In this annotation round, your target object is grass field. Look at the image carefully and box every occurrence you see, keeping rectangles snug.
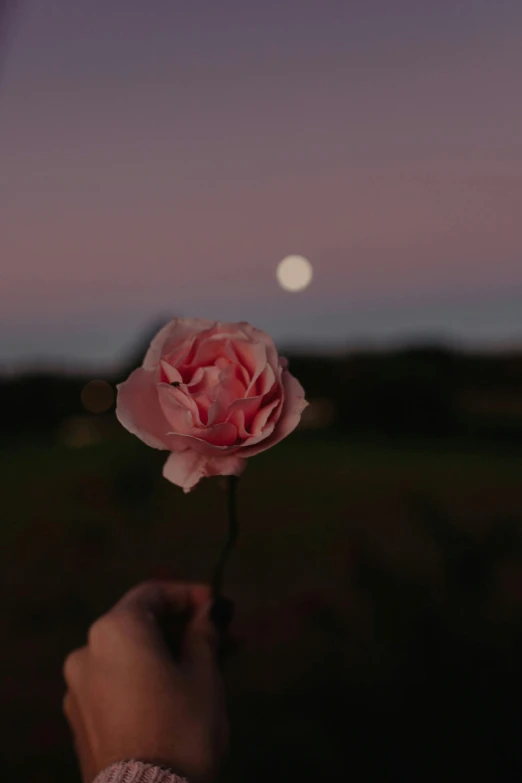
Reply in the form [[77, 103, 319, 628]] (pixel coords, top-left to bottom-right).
[[2, 430, 522, 781]]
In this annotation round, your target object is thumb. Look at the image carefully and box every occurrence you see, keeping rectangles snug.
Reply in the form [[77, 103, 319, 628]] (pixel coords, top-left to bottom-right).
[[182, 599, 219, 670]]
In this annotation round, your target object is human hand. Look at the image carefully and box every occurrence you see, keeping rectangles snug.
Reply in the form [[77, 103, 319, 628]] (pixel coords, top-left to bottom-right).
[[63, 581, 228, 783]]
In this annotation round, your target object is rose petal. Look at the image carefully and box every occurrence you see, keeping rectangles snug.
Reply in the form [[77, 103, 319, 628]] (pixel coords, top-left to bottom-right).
[[236, 322, 280, 372], [226, 396, 263, 437], [185, 324, 253, 370], [191, 394, 213, 424], [143, 318, 216, 371], [188, 365, 221, 397], [192, 336, 230, 368], [207, 364, 248, 425], [163, 451, 247, 493], [249, 396, 281, 435], [224, 341, 250, 385], [230, 339, 267, 384], [191, 422, 238, 447], [240, 371, 308, 457], [158, 385, 199, 432], [167, 336, 199, 370], [160, 360, 183, 385], [252, 363, 276, 397], [186, 366, 205, 387], [241, 422, 277, 450], [116, 368, 189, 451]]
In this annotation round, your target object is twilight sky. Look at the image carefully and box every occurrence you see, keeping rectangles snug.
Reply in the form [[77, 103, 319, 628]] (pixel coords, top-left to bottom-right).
[[1, 0, 522, 368]]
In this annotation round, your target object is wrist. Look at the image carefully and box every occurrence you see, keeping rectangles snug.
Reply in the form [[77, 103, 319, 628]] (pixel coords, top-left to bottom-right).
[[93, 759, 190, 783]]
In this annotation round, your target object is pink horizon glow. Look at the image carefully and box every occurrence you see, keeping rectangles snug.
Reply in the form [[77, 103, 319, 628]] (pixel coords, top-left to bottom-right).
[[1, 1, 521, 364]]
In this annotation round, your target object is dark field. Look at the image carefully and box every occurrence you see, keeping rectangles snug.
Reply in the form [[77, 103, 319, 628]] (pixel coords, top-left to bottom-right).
[[3, 430, 522, 781]]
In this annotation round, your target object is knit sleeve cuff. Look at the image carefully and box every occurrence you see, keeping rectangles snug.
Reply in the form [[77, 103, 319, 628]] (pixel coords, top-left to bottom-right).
[[93, 760, 189, 783]]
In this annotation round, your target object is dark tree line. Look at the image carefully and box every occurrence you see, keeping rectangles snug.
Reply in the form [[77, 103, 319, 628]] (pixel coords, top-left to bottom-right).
[[1, 346, 522, 444]]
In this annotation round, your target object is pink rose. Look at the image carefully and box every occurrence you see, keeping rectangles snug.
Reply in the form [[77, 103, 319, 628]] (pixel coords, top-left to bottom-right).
[[116, 318, 308, 492]]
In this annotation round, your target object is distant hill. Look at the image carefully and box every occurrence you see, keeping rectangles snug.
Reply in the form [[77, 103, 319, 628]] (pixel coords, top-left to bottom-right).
[[1, 345, 522, 445]]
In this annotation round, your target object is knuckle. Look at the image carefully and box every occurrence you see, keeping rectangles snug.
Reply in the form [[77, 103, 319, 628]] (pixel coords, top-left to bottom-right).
[[114, 580, 166, 614], [63, 648, 85, 686], [87, 612, 124, 648], [137, 578, 164, 592], [128, 579, 163, 598], [87, 614, 110, 648], [87, 611, 134, 651], [126, 579, 165, 605]]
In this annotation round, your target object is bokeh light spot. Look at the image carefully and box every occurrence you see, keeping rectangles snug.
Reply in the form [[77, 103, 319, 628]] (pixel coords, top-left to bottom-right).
[[276, 255, 313, 292], [81, 379, 114, 414]]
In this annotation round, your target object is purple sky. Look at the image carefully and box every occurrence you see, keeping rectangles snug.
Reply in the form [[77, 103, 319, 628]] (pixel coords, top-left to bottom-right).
[[1, 0, 522, 368]]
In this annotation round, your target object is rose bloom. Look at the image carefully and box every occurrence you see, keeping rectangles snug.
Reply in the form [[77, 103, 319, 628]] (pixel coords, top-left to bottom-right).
[[116, 318, 308, 491]]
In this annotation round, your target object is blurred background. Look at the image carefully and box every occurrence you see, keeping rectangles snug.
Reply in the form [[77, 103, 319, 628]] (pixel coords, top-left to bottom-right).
[[1, 1, 522, 781]]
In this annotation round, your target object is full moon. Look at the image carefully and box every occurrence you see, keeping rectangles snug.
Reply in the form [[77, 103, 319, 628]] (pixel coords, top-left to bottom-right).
[[276, 255, 313, 292]]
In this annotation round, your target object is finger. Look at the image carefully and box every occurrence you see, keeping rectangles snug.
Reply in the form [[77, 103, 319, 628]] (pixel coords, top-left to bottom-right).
[[154, 584, 213, 662], [112, 580, 211, 619], [109, 582, 213, 660], [182, 596, 219, 670], [63, 646, 89, 688]]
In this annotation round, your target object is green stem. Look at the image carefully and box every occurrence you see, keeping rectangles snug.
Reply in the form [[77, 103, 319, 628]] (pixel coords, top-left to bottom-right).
[[212, 475, 240, 598]]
